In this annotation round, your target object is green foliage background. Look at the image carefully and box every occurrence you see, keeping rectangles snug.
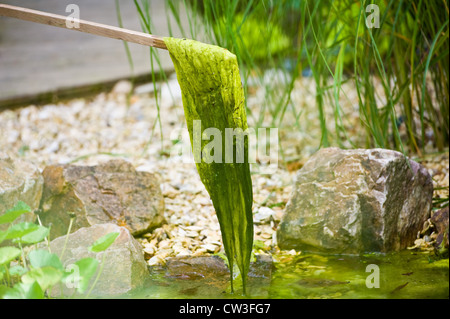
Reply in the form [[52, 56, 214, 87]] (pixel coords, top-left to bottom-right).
[[161, 0, 449, 155]]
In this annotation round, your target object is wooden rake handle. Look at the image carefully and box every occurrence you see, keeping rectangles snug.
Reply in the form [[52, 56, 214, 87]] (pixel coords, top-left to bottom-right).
[[0, 3, 167, 50]]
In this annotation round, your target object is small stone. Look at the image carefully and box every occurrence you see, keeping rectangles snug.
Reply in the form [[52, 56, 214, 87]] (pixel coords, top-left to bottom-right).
[[182, 225, 203, 232], [6, 131, 19, 144], [143, 244, 156, 256], [193, 196, 211, 206], [162, 185, 180, 199], [112, 80, 133, 95], [201, 243, 220, 253], [156, 248, 173, 260], [192, 248, 207, 256], [148, 255, 164, 266], [272, 207, 284, 222], [185, 230, 199, 238], [45, 141, 60, 153], [158, 239, 171, 250], [254, 207, 275, 224], [176, 249, 192, 257]]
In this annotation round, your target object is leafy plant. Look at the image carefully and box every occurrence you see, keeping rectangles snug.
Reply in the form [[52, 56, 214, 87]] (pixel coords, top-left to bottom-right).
[[0, 201, 119, 299]]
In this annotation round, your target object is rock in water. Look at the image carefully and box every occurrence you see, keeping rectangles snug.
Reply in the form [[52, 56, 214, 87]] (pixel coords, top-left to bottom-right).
[[39, 159, 165, 238], [48, 223, 148, 297], [161, 255, 272, 297], [0, 153, 43, 231], [277, 148, 433, 254]]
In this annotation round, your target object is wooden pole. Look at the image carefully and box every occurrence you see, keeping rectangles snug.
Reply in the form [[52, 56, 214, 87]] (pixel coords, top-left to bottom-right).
[[0, 4, 167, 50]]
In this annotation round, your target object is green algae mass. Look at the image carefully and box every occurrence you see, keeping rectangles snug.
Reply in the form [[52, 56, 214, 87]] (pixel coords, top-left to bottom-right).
[[164, 37, 253, 294]]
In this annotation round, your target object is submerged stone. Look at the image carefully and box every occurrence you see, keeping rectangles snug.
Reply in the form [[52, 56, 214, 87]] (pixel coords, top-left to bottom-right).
[[277, 147, 433, 254], [153, 255, 272, 297]]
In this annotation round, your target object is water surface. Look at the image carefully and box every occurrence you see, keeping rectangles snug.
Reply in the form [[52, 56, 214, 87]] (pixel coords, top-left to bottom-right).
[[125, 251, 448, 299]]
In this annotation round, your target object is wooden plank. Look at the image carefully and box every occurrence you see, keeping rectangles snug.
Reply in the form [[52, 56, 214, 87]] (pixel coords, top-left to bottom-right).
[[0, 3, 167, 50]]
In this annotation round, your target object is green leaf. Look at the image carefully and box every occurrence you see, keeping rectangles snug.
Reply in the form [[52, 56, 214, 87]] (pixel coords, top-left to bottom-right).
[[5, 222, 39, 240], [0, 285, 22, 299], [10, 282, 44, 299], [21, 281, 44, 299], [0, 201, 31, 225], [22, 266, 62, 291], [64, 257, 99, 294], [9, 265, 27, 276], [28, 249, 63, 270], [0, 230, 7, 245], [13, 225, 49, 244], [0, 282, 41, 299], [25, 281, 45, 299], [89, 232, 120, 253], [0, 285, 8, 297], [0, 246, 21, 265]]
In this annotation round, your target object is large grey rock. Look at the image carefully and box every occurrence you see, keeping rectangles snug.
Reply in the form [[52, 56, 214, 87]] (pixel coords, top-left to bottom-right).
[[39, 159, 165, 238], [49, 223, 148, 297], [0, 153, 43, 231], [277, 148, 433, 254]]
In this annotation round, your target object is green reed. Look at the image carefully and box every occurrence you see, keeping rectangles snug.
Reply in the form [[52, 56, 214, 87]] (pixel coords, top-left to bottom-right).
[[162, 0, 449, 155]]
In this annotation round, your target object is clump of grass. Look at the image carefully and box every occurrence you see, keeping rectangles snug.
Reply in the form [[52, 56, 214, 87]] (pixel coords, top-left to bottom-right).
[[163, 0, 449, 155], [0, 202, 119, 299]]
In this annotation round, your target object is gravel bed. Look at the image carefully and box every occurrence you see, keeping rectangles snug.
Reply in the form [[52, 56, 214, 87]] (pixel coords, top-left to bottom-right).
[[0, 77, 447, 265]]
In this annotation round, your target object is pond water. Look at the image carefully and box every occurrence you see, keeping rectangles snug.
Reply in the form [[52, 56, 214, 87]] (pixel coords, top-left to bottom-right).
[[124, 251, 448, 299]]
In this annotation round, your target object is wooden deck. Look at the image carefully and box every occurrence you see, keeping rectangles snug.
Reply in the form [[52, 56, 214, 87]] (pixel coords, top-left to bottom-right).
[[0, 0, 185, 108]]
